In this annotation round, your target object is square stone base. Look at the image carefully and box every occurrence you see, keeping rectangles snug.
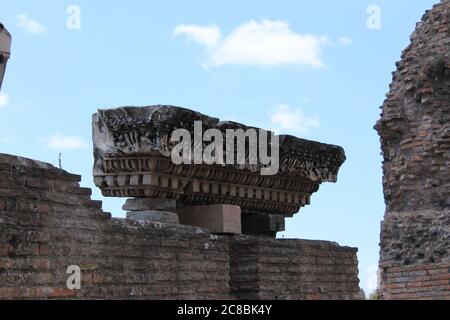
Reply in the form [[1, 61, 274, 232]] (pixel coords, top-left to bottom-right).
[[176, 204, 241, 234]]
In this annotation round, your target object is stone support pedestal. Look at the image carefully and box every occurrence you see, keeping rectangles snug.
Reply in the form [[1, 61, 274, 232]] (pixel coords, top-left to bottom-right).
[[176, 204, 241, 234], [124, 198, 179, 225], [241, 214, 285, 238]]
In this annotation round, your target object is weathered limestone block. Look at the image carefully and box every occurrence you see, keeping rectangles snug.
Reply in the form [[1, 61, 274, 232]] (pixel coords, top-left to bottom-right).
[[123, 198, 176, 211], [0, 24, 12, 91], [375, 0, 450, 300], [176, 204, 241, 234], [93, 105, 346, 236], [126, 210, 179, 224], [124, 198, 179, 224]]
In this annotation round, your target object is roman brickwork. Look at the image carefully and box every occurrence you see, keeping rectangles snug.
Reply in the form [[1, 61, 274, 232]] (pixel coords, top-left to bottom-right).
[[230, 237, 360, 300], [376, 0, 450, 300], [0, 153, 360, 299]]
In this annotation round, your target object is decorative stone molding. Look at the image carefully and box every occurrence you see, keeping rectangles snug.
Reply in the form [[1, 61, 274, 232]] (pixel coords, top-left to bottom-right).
[[93, 105, 346, 236]]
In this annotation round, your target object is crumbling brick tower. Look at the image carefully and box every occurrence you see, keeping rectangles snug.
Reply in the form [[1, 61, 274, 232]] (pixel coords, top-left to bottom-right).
[[375, 0, 450, 300]]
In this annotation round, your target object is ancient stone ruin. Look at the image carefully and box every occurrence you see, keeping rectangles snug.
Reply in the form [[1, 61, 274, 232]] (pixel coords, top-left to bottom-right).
[[375, 0, 450, 300], [1, 0, 449, 300], [0, 139, 360, 299], [0, 44, 360, 298], [92, 106, 345, 237]]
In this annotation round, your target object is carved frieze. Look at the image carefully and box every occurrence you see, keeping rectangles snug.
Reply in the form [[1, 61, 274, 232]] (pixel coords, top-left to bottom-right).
[[93, 106, 345, 219]]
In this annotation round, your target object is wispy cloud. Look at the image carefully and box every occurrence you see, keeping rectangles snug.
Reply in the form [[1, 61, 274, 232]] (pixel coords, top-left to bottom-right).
[[16, 14, 46, 34], [270, 104, 319, 134], [43, 134, 87, 150], [0, 93, 8, 109], [174, 20, 329, 68], [339, 36, 352, 45], [174, 24, 221, 48]]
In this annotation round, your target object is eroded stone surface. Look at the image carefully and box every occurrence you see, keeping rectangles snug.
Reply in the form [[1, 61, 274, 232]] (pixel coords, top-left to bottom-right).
[[92, 106, 346, 235], [126, 210, 180, 224], [375, 1, 450, 214], [123, 198, 176, 211], [376, 0, 450, 300], [92, 106, 345, 182]]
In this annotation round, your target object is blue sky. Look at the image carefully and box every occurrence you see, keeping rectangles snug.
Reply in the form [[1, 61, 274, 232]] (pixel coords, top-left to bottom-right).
[[0, 0, 438, 296]]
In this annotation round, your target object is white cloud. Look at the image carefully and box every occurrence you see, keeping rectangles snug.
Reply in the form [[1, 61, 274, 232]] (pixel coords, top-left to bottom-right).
[[174, 20, 329, 68], [16, 14, 46, 34], [0, 93, 8, 109], [44, 134, 87, 150], [270, 104, 319, 134], [173, 24, 221, 48], [339, 36, 352, 45]]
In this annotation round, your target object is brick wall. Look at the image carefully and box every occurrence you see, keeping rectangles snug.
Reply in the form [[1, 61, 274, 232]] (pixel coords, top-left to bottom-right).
[[0, 153, 360, 299], [230, 237, 361, 300], [375, 0, 450, 300], [381, 262, 450, 300]]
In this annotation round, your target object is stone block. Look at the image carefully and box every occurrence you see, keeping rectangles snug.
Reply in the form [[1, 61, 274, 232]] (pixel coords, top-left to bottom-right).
[[241, 214, 285, 238], [176, 205, 241, 234], [126, 210, 179, 224], [123, 198, 177, 211]]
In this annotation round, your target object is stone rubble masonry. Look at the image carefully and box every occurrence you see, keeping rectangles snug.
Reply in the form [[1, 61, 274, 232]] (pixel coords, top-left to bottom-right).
[[380, 210, 450, 267], [376, 0, 450, 299], [0, 153, 361, 299]]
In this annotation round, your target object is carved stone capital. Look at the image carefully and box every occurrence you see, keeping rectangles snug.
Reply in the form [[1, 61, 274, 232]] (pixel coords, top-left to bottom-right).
[[92, 106, 346, 236]]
